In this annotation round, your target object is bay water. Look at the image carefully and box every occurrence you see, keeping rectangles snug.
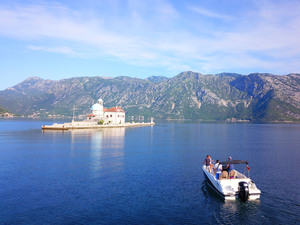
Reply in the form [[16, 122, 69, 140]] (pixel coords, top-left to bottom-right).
[[0, 119, 299, 224]]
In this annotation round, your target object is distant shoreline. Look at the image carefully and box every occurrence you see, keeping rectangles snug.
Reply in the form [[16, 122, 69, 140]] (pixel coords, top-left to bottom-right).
[[163, 118, 300, 123], [0, 117, 299, 124]]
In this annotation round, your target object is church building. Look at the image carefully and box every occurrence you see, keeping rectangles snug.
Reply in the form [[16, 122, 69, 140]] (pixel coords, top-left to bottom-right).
[[87, 98, 125, 124]]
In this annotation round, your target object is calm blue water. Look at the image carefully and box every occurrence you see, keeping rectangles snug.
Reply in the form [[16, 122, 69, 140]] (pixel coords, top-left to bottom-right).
[[0, 119, 299, 224]]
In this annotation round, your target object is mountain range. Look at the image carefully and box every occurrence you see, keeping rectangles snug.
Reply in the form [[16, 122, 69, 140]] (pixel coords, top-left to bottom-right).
[[0, 71, 299, 121]]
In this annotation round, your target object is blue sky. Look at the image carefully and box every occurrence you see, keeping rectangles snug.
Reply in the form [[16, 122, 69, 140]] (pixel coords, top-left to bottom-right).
[[0, 0, 300, 90]]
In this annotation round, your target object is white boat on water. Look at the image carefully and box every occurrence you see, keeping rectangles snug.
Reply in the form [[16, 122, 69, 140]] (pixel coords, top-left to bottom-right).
[[202, 160, 261, 201]]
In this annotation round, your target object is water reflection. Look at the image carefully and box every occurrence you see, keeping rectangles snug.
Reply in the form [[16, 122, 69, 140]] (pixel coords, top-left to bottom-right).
[[69, 128, 125, 149], [70, 128, 126, 173]]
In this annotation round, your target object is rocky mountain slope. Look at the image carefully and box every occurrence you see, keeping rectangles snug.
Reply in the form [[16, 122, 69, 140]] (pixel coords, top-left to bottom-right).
[[0, 71, 299, 121]]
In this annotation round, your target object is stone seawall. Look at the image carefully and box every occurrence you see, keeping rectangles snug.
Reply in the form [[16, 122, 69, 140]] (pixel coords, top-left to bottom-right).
[[42, 122, 155, 130]]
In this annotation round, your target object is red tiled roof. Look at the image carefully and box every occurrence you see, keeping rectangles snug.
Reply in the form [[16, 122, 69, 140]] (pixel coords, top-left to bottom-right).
[[104, 106, 125, 113], [87, 114, 95, 117]]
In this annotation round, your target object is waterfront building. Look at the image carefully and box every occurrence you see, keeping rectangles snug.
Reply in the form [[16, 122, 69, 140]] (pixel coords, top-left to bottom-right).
[[87, 98, 125, 125]]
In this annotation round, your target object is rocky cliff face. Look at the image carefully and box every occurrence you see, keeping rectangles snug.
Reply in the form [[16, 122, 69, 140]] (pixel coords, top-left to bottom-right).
[[0, 71, 299, 121]]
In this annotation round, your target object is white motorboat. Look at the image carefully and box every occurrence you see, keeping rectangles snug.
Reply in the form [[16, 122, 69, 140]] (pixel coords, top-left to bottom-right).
[[202, 160, 261, 201]]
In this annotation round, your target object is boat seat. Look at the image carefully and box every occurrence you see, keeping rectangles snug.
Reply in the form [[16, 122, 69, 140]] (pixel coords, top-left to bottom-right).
[[229, 170, 237, 179], [220, 171, 228, 179]]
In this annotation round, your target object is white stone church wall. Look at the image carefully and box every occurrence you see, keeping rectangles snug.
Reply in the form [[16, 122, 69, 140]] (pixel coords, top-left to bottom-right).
[[104, 112, 125, 124]]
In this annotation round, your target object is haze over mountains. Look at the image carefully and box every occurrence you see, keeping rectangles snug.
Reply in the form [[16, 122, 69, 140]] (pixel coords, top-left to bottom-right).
[[0, 71, 299, 121]]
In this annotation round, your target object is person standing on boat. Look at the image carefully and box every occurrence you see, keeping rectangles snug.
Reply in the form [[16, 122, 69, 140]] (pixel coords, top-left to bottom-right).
[[225, 156, 234, 172], [214, 160, 222, 180], [209, 155, 214, 172], [203, 155, 211, 172]]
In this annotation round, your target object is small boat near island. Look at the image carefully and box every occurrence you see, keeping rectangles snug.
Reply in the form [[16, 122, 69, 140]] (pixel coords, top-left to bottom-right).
[[202, 160, 261, 201]]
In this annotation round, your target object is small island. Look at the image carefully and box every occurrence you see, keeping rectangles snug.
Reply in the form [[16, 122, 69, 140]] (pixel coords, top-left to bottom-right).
[[42, 98, 154, 130]]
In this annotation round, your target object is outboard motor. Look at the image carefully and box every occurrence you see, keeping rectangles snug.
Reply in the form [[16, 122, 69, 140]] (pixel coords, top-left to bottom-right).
[[238, 182, 249, 202]]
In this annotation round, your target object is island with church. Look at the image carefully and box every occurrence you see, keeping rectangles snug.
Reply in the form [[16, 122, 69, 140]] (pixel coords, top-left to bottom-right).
[[42, 98, 155, 130]]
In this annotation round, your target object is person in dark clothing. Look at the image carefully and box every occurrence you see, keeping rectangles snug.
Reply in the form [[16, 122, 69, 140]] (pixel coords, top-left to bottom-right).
[[203, 155, 211, 172], [225, 156, 234, 172]]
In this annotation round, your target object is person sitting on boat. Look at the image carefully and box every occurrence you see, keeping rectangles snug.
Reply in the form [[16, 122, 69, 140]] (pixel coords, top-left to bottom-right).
[[203, 155, 211, 172], [213, 160, 222, 180]]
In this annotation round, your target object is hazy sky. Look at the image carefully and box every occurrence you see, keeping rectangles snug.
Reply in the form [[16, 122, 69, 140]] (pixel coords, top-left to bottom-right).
[[0, 0, 300, 90]]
